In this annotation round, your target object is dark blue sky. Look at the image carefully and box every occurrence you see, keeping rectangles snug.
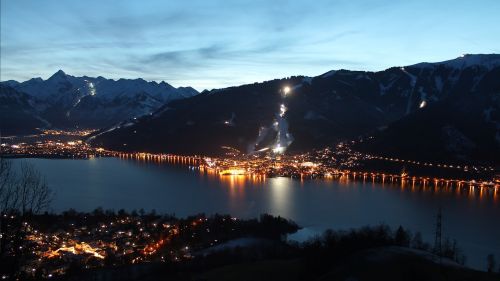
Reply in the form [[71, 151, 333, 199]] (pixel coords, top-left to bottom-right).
[[1, 0, 499, 90]]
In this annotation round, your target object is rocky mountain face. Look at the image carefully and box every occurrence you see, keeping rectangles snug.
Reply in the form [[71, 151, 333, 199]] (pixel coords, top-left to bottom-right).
[[89, 55, 500, 164], [0, 71, 198, 134]]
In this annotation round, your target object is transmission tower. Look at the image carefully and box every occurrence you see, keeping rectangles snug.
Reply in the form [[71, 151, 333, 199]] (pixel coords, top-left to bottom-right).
[[434, 206, 442, 259]]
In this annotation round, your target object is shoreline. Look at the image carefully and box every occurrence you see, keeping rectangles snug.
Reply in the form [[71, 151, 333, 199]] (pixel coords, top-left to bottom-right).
[[3, 153, 498, 190]]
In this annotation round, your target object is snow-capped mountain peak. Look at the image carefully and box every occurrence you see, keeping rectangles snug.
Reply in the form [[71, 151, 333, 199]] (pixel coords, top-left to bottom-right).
[[1, 71, 199, 130]]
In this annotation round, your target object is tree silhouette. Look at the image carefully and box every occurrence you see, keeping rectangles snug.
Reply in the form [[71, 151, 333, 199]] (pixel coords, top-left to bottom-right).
[[1, 159, 52, 254], [487, 254, 496, 273], [394, 225, 410, 247]]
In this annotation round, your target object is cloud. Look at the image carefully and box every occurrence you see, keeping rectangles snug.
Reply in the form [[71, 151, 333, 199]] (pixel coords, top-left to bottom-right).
[[1, 0, 499, 90], [143, 45, 223, 66]]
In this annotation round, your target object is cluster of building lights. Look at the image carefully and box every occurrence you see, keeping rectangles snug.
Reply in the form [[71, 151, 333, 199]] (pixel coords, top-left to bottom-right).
[[1, 139, 109, 159], [1, 212, 278, 280], [116, 145, 498, 189], [0, 129, 109, 158], [1, 127, 497, 191]]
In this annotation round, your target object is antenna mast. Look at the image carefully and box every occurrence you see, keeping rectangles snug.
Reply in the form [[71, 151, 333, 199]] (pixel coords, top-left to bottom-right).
[[434, 206, 442, 263]]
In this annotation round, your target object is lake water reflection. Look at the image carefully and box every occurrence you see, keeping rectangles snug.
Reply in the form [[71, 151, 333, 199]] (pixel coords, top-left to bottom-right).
[[12, 157, 500, 270]]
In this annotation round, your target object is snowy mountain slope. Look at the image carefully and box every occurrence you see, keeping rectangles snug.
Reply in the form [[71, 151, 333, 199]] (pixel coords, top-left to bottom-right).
[[0, 71, 198, 130]]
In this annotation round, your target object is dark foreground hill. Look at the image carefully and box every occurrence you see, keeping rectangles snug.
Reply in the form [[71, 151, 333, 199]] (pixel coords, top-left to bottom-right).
[[64, 247, 498, 281], [200, 247, 497, 281]]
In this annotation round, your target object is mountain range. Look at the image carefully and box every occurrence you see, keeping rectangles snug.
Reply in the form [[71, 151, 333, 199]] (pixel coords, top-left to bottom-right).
[[1, 54, 499, 165], [87, 54, 500, 165], [0, 70, 198, 135]]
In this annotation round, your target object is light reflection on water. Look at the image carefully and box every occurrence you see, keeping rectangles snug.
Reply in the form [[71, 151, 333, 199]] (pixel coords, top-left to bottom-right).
[[11, 157, 500, 270]]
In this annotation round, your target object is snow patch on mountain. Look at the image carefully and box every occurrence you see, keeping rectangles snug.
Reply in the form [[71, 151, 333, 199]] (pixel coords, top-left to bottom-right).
[[302, 77, 313, 84], [379, 79, 397, 96], [411, 54, 500, 70], [2, 70, 199, 129], [321, 70, 336, 78], [401, 67, 418, 114], [434, 76, 443, 92]]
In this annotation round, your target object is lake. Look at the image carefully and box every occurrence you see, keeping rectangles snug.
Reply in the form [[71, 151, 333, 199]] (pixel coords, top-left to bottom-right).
[[11, 157, 500, 270]]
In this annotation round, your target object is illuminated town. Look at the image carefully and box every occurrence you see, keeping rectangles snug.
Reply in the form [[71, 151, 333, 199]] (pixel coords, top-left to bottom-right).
[[1, 127, 498, 279], [118, 148, 499, 190], [1, 130, 498, 190], [0, 129, 110, 159], [1, 210, 297, 279]]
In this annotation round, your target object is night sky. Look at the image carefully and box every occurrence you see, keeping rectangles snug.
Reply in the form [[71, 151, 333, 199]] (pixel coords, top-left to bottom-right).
[[1, 0, 499, 90]]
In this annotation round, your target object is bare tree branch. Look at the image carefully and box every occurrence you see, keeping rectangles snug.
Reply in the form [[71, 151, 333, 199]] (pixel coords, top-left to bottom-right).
[[0, 159, 52, 215]]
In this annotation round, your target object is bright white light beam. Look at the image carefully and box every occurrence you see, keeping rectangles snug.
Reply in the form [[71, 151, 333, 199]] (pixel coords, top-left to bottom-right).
[[283, 86, 291, 95]]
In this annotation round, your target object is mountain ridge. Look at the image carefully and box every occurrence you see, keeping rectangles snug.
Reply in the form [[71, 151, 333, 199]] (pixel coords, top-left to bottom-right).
[[0, 71, 199, 134], [2, 55, 498, 164], [89, 54, 500, 164]]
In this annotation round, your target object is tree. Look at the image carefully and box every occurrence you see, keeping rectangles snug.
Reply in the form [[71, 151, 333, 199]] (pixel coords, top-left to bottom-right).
[[15, 162, 52, 215], [394, 226, 410, 247], [0, 159, 52, 254], [117, 209, 127, 217], [487, 254, 496, 273], [0, 158, 16, 213], [92, 207, 104, 217], [1, 159, 52, 215], [149, 209, 157, 217]]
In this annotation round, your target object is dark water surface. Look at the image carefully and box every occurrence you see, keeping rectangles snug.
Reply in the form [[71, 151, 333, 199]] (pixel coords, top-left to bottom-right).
[[13, 157, 500, 270]]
